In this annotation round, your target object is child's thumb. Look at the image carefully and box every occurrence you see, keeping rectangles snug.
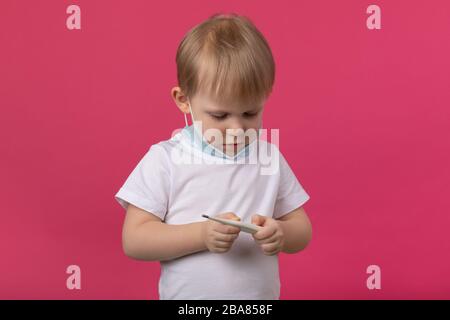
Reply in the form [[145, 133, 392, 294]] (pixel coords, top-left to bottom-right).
[[220, 212, 241, 221], [251, 214, 266, 226]]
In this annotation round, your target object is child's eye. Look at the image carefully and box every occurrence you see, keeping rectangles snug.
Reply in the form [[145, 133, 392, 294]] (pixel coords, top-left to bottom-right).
[[210, 113, 228, 120], [243, 112, 258, 118]]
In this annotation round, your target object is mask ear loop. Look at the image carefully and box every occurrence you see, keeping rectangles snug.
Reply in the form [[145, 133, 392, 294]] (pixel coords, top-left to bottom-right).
[[184, 100, 196, 127], [184, 112, 189, 128]]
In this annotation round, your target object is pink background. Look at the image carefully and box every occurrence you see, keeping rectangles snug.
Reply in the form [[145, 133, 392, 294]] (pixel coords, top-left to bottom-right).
[[1, 0, 450, 299]]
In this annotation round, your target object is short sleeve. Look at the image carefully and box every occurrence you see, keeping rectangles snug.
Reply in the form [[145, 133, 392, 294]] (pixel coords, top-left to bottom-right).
[[273, 149, 310, 219], [114, 144, 171, 220]]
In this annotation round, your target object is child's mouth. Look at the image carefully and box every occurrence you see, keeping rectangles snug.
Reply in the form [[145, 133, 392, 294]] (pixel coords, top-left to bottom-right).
[[223, 143, 243, 147], [222, 143, 247, 154]]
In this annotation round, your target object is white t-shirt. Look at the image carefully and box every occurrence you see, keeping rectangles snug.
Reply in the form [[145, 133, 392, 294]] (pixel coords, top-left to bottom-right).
[[115, 126, 310, 299]]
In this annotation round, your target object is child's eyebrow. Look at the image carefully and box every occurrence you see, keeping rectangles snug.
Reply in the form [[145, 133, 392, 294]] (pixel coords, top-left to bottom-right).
[[205, 106, 262, 114]]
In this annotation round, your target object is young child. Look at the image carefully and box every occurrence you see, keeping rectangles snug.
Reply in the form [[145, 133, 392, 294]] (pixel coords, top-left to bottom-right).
[[115, 13, 312, 300]]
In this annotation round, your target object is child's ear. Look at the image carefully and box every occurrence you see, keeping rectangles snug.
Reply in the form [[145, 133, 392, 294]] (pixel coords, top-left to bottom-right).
[[171, 86, 190, 114]]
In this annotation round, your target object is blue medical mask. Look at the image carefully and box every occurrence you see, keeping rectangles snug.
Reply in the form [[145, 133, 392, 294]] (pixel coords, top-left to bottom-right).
[[182, 101, 261, 161]]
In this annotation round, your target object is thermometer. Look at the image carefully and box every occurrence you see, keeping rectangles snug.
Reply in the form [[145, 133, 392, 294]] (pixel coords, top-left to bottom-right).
[[201, 214, 262, 234]]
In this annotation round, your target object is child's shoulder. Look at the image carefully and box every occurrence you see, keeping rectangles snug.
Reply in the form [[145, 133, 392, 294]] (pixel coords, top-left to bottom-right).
[[146, 130, 182, 154], [140, 131, 184, 168]]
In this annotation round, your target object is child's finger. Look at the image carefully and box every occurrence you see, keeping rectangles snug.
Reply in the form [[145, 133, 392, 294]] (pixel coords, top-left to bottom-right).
[[213, 231, 238, 242], [215, 223, 240, 234], [251, 214, 266, 226], [263, 248, 280, 256], [218, 212, 241, 221], [255, 232, 278, 244], [253, 226, 276, 240], [261, 242, 278, 254], [214, 240, 232, 249]]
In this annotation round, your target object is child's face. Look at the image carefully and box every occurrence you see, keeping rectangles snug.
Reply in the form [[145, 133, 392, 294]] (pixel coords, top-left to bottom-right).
[[189, 90, 264, 155]]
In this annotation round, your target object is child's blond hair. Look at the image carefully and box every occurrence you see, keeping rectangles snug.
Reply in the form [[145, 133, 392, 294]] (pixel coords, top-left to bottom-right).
[[176, 13, 275, 108]]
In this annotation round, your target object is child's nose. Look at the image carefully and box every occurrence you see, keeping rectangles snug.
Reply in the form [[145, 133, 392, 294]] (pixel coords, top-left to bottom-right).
[[225, 128, 245, 143], [227, 116, 246, 131]]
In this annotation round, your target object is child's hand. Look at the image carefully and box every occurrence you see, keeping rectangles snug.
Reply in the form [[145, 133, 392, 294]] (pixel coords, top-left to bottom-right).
[[202, 212, 241, 253], [251, 214, 285, 256]]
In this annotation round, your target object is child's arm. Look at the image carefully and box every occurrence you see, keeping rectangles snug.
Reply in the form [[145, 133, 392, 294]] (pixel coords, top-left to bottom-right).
[[251, 206, 312, 255], [277, 206, 312, 253], [122, 204, 241, 261]]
